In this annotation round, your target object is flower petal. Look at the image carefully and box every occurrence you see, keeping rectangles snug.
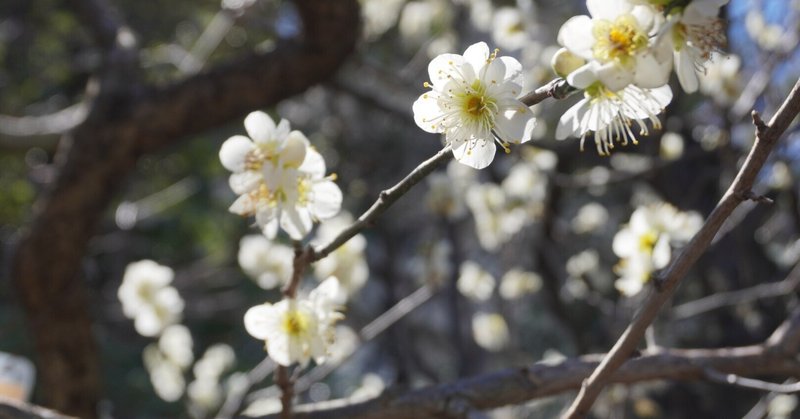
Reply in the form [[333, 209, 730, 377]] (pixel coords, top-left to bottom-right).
[[413, 92, 445, 134], [244, 111, 278, 144], [228, 171, 261, 195], [219, 135, 254, 172], [557, 16, 595, 60], [494, 104, 536, 144], [311, 181, 343, 220], [452, 139, 496, 169], [244, 304, 274, 340]]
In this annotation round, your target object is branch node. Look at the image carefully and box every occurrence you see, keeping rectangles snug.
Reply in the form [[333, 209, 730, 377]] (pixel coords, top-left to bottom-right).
[[752, 110, 768, 134], [737, 190, 774, 204]]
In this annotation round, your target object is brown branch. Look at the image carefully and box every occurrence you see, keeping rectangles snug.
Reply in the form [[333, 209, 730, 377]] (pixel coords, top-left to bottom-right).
[[562, 76, 800, 418], [245, 308, 800, 419], [10, 1, 360, 417]]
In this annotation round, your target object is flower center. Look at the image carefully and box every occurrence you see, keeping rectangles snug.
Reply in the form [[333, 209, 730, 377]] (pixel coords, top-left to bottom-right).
[[281, 309, 310, 337], [639, 230, 659, 253], [592, 14, 648, 66], [465, 95, 487, 117]]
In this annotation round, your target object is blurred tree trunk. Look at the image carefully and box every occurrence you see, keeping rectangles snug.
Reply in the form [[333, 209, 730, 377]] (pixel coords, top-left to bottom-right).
[[10, 1, 360, 417]]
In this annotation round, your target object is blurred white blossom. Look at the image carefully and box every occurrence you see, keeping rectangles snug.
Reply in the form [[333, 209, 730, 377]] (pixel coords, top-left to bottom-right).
[[471, 312, 510, 351], [360, 0, 405, 40], [143, 344, 185, 402], [499, 268, 542, 299], [492, 7, 528, 51], [699, 53, 742, 106], [158, 324, 194, 370], [571, 202, 609, 234], [659, 132, 685, 161], [313, 213, 369, 296], [118, 260, 184, 337], [457, 261, 496, 302], [238, 235, 293, 290]]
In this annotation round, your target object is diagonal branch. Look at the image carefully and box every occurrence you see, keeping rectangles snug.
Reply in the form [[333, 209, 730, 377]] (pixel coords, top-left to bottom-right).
[[247, 307, 800, 419], [562, 76, 800, 418]]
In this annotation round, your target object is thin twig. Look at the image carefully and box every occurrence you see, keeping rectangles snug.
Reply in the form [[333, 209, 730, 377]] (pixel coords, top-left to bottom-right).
[[276, 365, 293, 419], [562, 77, 800, 419], [704, 368, 800, 393], [312, 146, 454, 261], [313, 78, 573, 262], [670, 262, 800, 320]]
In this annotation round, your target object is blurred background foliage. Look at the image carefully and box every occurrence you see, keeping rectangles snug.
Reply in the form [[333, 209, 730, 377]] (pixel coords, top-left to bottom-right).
[[1, 0, 800, 417]]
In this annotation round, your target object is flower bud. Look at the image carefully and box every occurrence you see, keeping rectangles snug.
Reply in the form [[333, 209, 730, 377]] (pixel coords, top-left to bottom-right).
[[551, 48, 585, 78]]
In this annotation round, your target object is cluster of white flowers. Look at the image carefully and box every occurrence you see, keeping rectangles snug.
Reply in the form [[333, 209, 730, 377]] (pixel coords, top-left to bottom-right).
[[219, 111, 342, 240], [118, 260, 184, 337], [218, 111, 356, 370], [244, 277, 344, 367], [554, 0, 728, 155], [187, 344, 236, 413], [613, 203, 703, 296]]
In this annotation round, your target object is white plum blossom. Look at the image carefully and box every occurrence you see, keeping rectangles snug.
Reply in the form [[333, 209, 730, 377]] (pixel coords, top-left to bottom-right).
[[244, 277, 344, 367], [158, 324, 194, 370], [471, 312, 510, 351], [557, 0, 672, 92], [699, 52, 741, 106], [118, 260, 184, 337], [556, 83, 673, 155], [187, 343, 236, 414], [492, 7, 528, 51], [613, 203, 703, 296], [457, 261, 496, 301], [499, 269, 542, 299], [143, 344, 186, 402], [219, 111, 342, 240], [660, 0, 729, 93], [312, 213, 369, 296], [237, 234, 294, 290], [413, 42, 537, 169]]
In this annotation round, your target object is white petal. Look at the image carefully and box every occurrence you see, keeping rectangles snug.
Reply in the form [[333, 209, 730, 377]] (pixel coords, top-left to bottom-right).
[[228, 172, 261, 195], [282, 131, 309, 168], [615, 276, 644, 296], [633, 51, 672, 89], [299, 147, 326, 179], [219, 135, 254, 172], [588, 0, 632, 20], [462, 42, 491, 75], [413, 92, 445, 134], [428, 53, 464, 86], [452, 139, 496, 169], [229, 194, 256, 216], [652, 235, 672, 268], [566, 63, 599, 89], [675, 50, 699, 93], [311, 181, 343, 220], [612, 228, 638, 257], [244, 304, 274, 340], [557, 16, 595, 60], [244, 111, 278, 144], [498, 56, 524, 89], [280, 206, 313, 240], [494, 105, 536, 144], [596, 62, 634, 92]]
